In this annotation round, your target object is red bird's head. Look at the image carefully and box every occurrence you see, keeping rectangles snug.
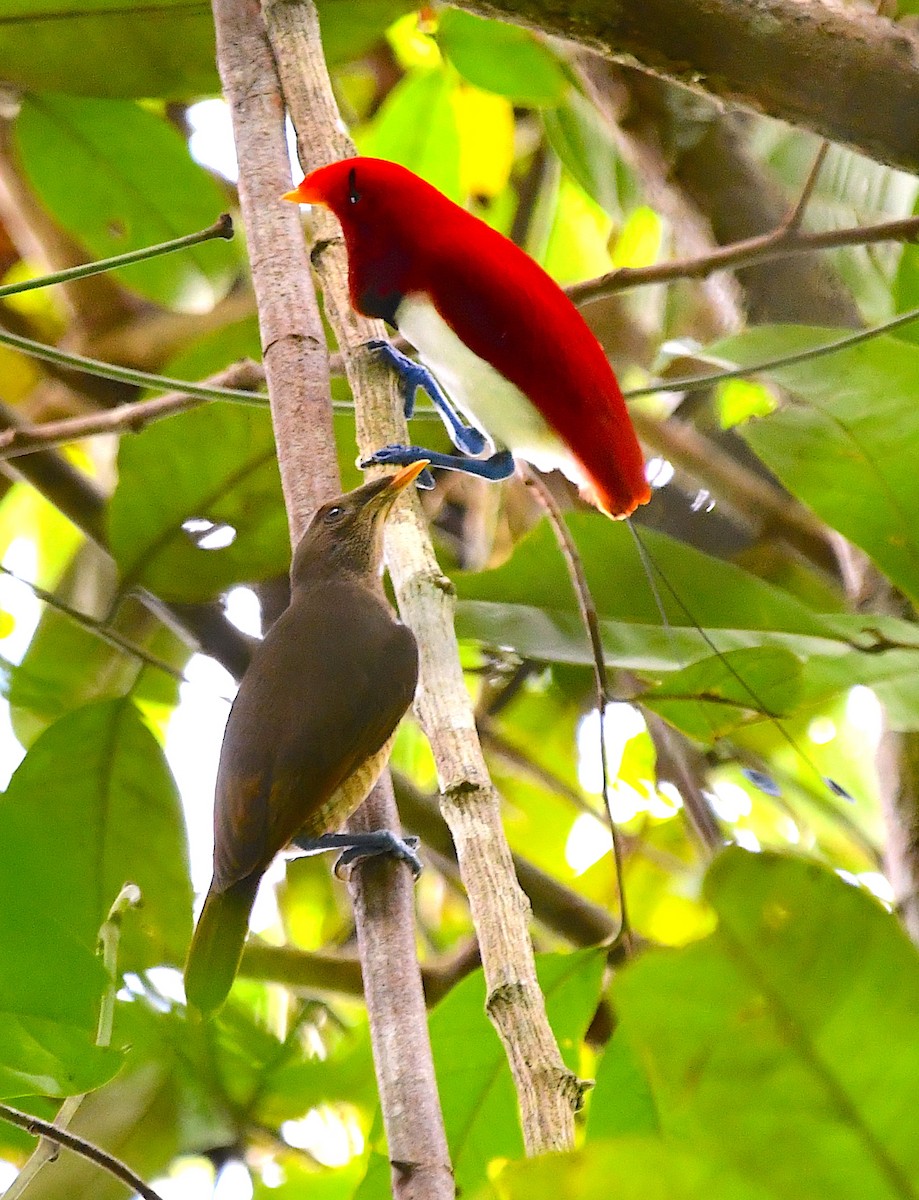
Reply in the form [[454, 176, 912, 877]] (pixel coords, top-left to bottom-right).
[[284, 157, 440, 233], [283, 157, 447, 323]]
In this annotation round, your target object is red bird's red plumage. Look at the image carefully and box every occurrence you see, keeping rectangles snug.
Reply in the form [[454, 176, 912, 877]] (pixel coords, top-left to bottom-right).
[[296, 157, 651, 518]]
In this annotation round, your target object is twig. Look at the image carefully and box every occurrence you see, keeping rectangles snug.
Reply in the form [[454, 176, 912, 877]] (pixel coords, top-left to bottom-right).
[[0, 1106, 163, 1200], [0, 326, 268, 406], [0, 215, 234, 301], [569, 212, 919, 304], [2, 882, 144, 1200], [521, 467, 631, 950], [0, 565, 187, 681], [623, 302, 919, 399], [779, 141, 829, 237], [211, 2, 453, 1196], [263, 0, 583, 1156], [0, 360, 265, 459]]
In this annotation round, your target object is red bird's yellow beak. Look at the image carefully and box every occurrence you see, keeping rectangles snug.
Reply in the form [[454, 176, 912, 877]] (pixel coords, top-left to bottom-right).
[[282, 179, 325, 206]]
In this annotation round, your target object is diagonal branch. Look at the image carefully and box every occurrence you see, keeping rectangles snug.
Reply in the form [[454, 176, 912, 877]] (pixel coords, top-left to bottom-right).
[[0, 1105, 163, 1200], [570, 213, 919, 306]]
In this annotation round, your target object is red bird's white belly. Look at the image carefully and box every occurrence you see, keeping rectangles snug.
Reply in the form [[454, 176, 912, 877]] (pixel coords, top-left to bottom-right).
[[396, 293, 590, 489]]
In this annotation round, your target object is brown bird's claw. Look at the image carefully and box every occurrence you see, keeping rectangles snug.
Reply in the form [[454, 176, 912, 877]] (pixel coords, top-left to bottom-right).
[[293, 831, 423, 880]]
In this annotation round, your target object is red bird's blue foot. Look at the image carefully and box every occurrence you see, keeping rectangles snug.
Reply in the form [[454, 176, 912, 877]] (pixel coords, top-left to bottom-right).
[[365, 339, 489, 456], [362, 444, 516, 482], [292, 830, 423, 879]]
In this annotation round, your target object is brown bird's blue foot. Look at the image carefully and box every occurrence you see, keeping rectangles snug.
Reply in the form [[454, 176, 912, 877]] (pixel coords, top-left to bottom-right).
[[362, 444, 516, 482], [293, 830, 423, 879], [365, 339, 489, 456]]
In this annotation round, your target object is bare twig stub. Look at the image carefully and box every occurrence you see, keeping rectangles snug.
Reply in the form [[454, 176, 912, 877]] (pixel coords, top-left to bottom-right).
[[262, 0, 583, 1155], [211, 0, 454, 1195]]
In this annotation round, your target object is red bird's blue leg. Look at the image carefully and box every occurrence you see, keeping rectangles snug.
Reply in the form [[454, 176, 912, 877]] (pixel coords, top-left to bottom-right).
[[362, 444, 516, 481], [367, 339, 488, 455], [293, 830, 423, 878]]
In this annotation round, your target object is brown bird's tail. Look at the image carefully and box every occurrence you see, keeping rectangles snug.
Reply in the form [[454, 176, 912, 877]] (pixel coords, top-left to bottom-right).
[[184, 876, 258, 1015]]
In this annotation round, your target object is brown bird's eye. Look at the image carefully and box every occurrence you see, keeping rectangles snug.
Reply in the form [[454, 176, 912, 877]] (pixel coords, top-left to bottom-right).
[[323, 505, 346, 523], [347, 167, 360, 206]]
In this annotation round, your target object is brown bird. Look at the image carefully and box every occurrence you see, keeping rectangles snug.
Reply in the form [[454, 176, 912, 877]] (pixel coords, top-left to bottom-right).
[[184, 462, 427, 1014]]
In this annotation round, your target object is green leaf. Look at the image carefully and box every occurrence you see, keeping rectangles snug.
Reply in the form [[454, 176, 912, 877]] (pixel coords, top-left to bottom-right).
[[455, 515, 838, 638], [0, 893, 120, 1097], [0, 1, 218, 98], [437, 10, 566, 106], [642, 646, 804, 743], [109, 402, 289, 603], [614, 849, 919, 1199], [15, 94, 237, 311], [429, 948, 604, 1195], [1, 697, 192, 969], [586, 1030, 659, 1141], [358, 69, 462, 202], [542, 89, 622, 217], [453, 513, 849, 681], [713, 325, 919, 608], [485, 1137, 764, 1200]]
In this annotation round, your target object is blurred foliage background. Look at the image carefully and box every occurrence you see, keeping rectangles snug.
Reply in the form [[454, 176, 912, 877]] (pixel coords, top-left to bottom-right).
[[1, 1, 919, 1198]]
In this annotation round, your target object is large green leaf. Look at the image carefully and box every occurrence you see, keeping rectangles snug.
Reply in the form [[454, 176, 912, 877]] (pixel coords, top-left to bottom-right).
[[109, 401, 289, 602], [452, 514, 919, 734], [586, 1030, 659, 1141], [614, 849, 919, 1199], [15, 94, 237, 311], [1, 697, 192, 969], [437, 9, 567, 107], [713, 326, 919, 608], [0, 898, 121, 1098], [0, 801, 124, 1098], [542, 89, 622, 217], [427, 948, 604, 1196], [484, 1137, 764, 1200], [455, 515, 838, 638]]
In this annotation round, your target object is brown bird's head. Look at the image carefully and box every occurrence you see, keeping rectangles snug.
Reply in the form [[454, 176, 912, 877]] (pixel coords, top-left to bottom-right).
[[291, 461, 428, 585]]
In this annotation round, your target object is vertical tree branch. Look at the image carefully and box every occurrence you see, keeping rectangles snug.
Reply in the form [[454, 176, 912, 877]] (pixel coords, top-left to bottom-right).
[[261, 0, 582, 1154], [209, 2, 454, 1195]]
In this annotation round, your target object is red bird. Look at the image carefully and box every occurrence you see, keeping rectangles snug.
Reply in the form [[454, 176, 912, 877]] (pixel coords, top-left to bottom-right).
[[284, 157, 650, 519]]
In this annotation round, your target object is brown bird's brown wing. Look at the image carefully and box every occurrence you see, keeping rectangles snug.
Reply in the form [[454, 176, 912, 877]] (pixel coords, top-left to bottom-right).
[[211, 580, 417, 894]]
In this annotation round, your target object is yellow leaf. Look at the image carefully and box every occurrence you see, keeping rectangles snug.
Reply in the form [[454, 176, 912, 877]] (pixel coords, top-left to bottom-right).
[[453, 85, 514, 198], [610, 205, 662, 269], [386, 12, 442, 71]]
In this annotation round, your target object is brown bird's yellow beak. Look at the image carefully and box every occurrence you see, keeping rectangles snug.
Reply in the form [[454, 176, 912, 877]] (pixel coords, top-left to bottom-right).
[[384, 460, 430, 493], [282, 180, 324, 206]]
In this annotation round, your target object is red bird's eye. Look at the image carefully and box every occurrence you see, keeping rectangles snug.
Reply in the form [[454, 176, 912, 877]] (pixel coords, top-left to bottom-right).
[[347, 167, 361, 206]]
